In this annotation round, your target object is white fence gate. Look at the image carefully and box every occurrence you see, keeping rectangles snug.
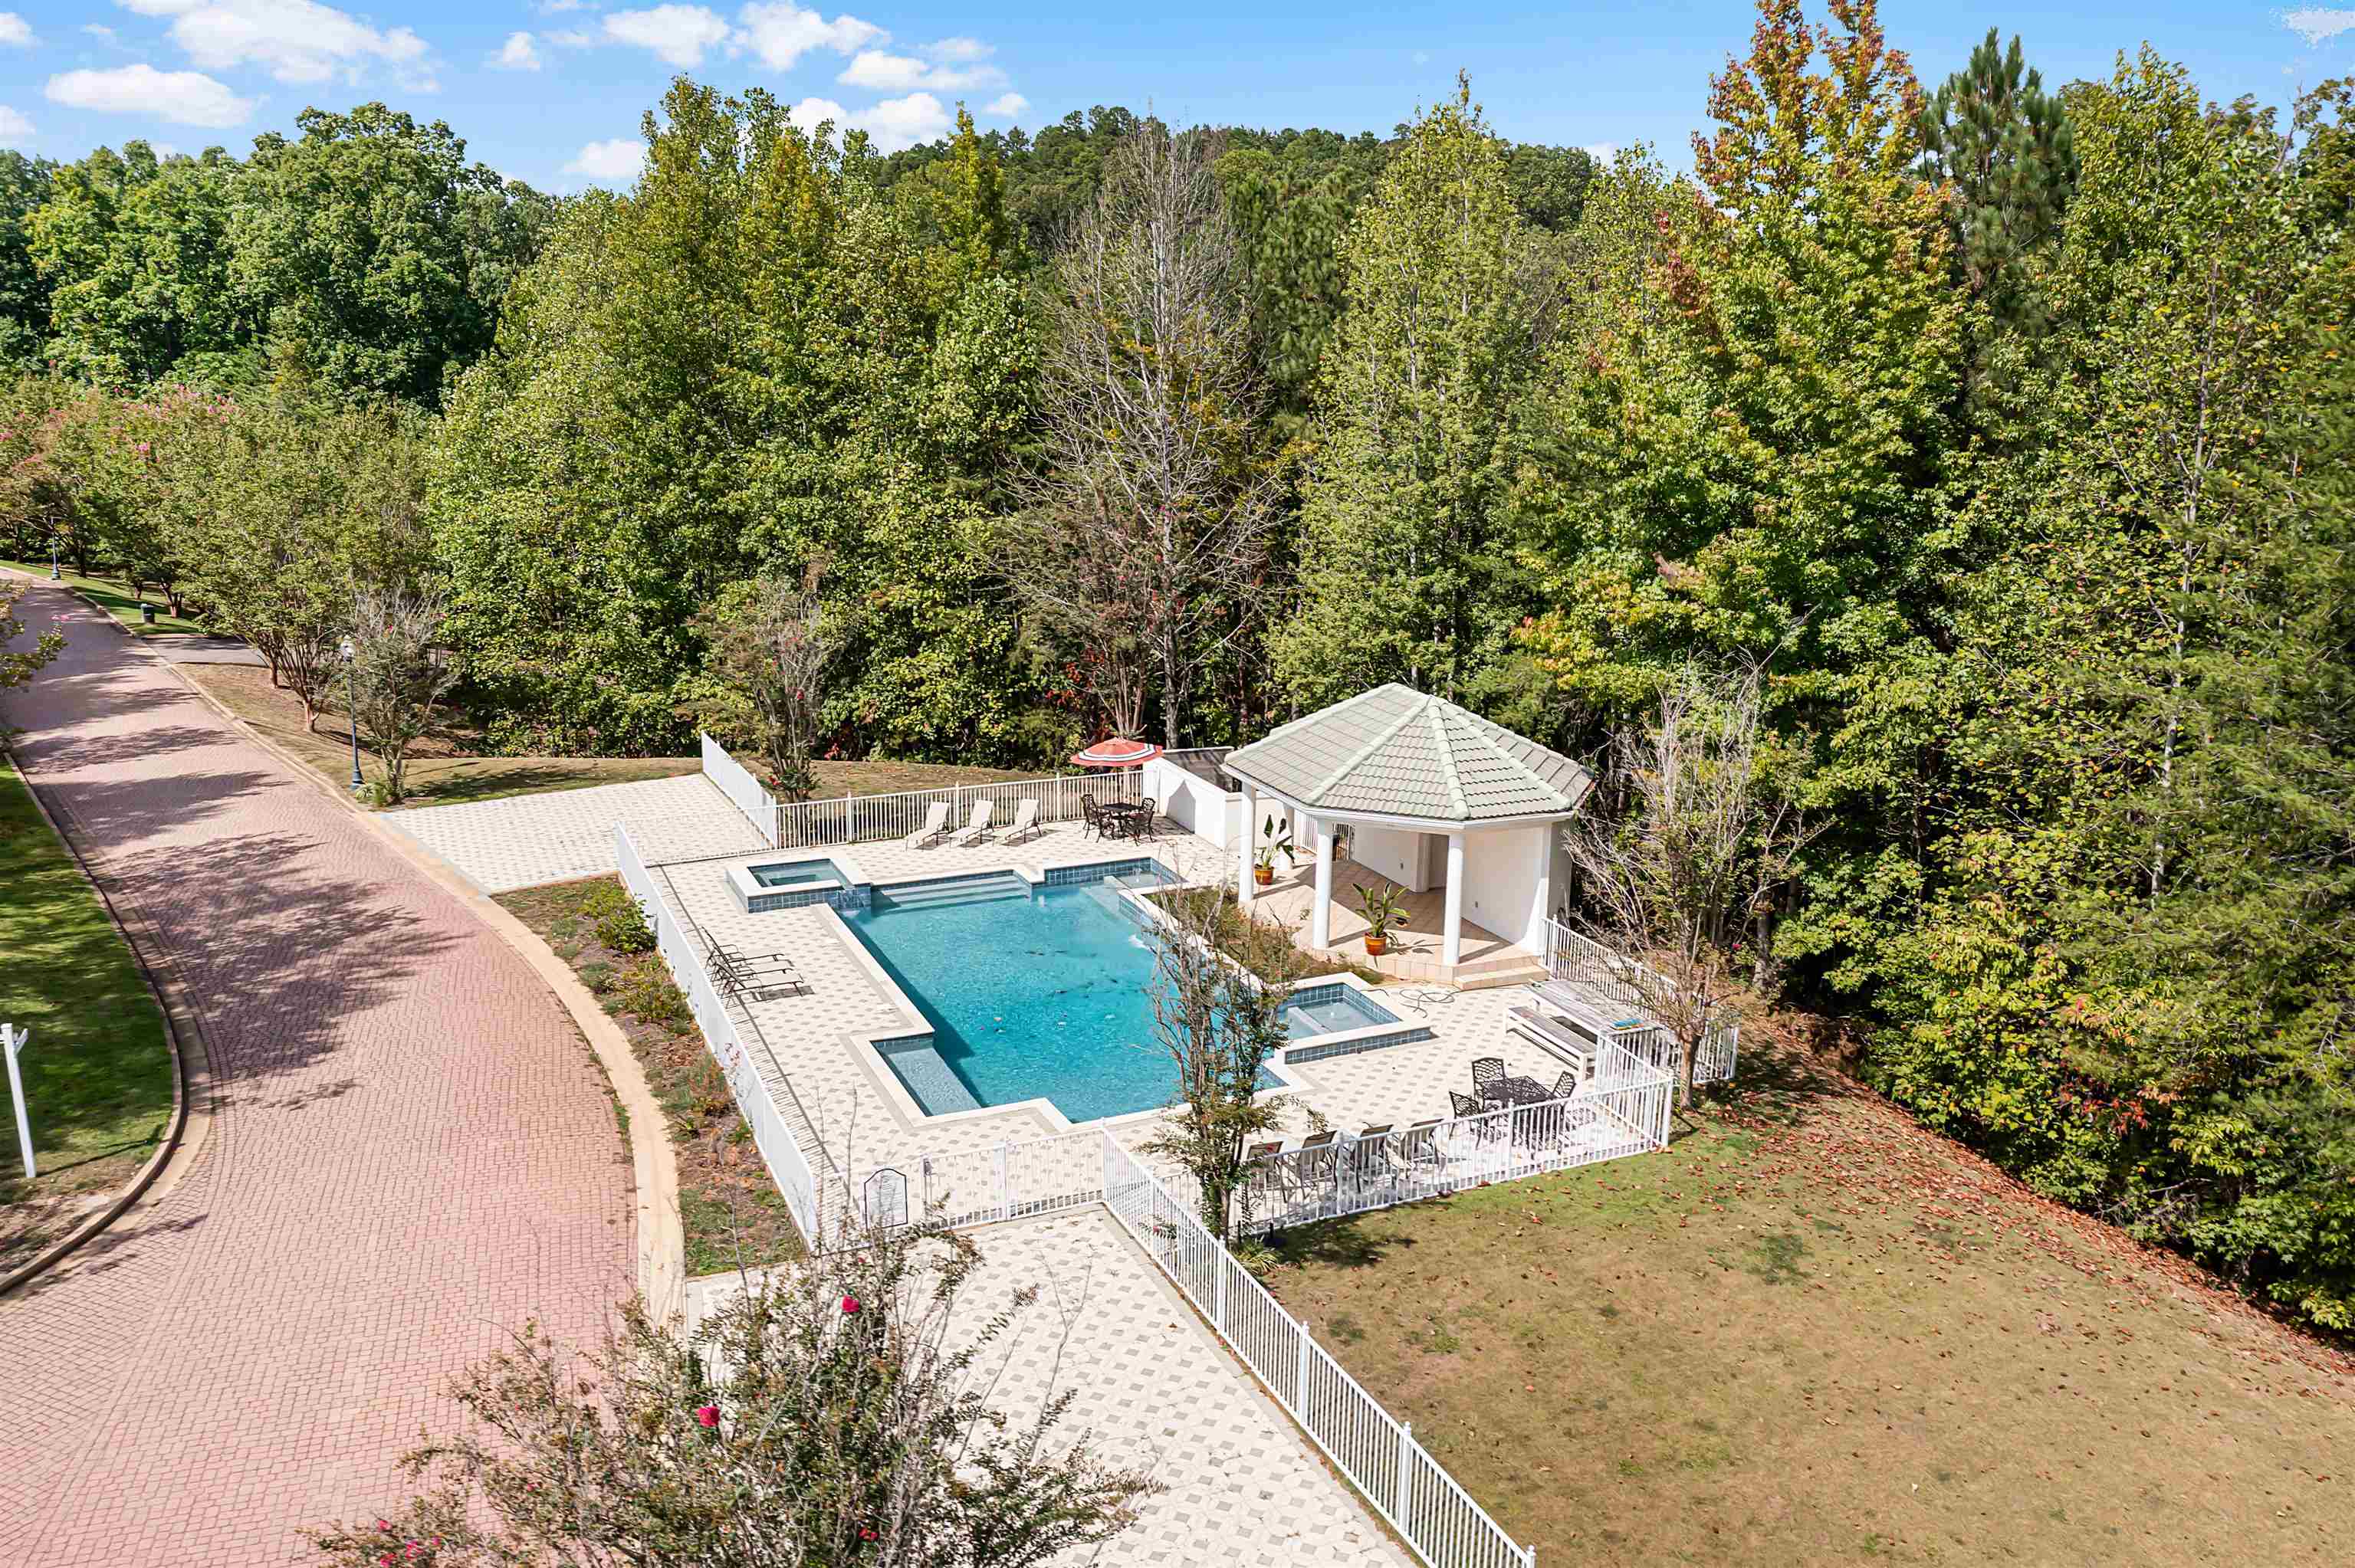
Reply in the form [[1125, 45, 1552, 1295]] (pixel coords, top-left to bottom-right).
[[1102, 1137, 1536, 1568], [844, 1130, 1107, 1232]]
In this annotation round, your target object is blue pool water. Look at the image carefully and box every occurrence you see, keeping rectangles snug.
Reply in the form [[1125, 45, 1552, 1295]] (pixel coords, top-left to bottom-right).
[[845, 868, 1354, 1123], [1282, 985, 1398, 1039], [750, 857, 853, 888]]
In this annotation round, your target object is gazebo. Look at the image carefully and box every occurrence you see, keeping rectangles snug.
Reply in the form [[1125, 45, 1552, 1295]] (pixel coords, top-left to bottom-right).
[[1223, 684, 1595, 981]]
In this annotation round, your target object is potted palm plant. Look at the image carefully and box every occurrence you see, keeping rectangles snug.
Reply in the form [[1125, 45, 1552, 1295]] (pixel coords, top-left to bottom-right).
[[1354, 879, 1407, 956], [1252, 813, 1296, 886]]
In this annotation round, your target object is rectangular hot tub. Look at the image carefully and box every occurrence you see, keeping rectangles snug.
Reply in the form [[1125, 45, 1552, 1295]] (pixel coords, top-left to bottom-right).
[[725, 853, 871, 913]]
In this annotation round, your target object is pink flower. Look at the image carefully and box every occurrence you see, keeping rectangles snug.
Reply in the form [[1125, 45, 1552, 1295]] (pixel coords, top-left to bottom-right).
[[376, 1521, 391, 1532], [840, 1294, 861, 1315], [695, 1405, 720, 1427]]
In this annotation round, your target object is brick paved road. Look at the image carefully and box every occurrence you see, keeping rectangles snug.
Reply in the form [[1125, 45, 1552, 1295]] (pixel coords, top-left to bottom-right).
[[0, 585, 632, 1567]]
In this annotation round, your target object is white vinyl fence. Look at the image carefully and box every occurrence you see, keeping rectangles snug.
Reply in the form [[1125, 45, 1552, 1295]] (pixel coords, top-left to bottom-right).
[[1543, 917, 1739, 1085], [845, 1128, 1107, 1231], [699, 732, 782, 846], [616, 822, 833, 1242], [1102, 1137, 1536, 1568], [1231, 1045, 1674, 1236], [775, 771, 1139, 849]]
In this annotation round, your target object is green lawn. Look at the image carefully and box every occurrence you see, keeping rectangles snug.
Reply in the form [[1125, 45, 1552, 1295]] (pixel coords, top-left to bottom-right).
[[0, 559, 207, 636], [0, 759, 176, 1264], [1258, 1045, 2355, 1566]]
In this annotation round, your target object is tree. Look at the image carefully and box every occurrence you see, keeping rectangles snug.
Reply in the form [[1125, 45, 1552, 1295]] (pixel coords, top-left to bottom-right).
[[1275, 77, 1549, 708], [0, 578, 61, 691], [347, 586, 461, 804], [311, 1219, 1155, 1566], [1560, 668, 1816, 1104], [1139, 891, 1289, 1242], [232, 104, 552, 407], [1917, 28, 2077, 404], [703, 569, 836, 803], [0, 151, 55, 363], [1015, 122, 1275, 748]]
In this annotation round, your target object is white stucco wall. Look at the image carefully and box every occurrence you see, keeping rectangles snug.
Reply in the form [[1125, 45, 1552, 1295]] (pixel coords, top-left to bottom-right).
[[1458, 822, 1552, 952], [1349, 823, 1430, 891], [1145, 758, 1238, 848]]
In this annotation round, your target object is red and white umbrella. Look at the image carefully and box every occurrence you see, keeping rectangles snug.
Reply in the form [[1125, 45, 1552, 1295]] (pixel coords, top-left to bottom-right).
[[1070, 737, 1163, 769]]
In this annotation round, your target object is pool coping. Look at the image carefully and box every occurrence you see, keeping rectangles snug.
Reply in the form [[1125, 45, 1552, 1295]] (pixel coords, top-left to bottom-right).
[[724, 848, 873, 913]]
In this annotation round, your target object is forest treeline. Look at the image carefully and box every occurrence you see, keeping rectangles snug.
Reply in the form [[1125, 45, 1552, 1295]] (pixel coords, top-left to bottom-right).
[[2, 0, 2350, 1334]]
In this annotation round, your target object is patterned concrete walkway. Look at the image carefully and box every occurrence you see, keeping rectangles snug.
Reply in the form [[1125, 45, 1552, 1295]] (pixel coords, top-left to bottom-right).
[[0, 584, 632, 1567]]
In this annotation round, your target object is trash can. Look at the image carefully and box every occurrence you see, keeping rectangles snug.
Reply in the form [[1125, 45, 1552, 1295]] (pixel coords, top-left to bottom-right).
[[141, 603, 156, 625]]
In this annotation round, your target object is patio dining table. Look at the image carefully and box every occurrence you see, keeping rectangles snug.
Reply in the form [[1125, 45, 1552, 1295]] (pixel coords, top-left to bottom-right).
[[1096, 800, 1150, 839], [1480, 1075, 1558, 1108]]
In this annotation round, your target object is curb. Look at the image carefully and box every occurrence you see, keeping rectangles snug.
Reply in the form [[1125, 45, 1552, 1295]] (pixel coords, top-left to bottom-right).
[[0, 734, 215, 1298], [160, 646, 688, 1320]]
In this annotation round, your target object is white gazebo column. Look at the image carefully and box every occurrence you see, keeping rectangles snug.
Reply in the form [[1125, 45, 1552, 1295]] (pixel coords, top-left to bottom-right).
[[1310, 818, 1335, 950], [1441, 831, 1466, 969], [1532, 825, 1552, 957], [1236, 781, 1259, 907]]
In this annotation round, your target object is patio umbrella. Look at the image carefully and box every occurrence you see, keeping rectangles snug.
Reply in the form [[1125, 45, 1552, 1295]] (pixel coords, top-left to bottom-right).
[[1069, 737, 1164, 769]]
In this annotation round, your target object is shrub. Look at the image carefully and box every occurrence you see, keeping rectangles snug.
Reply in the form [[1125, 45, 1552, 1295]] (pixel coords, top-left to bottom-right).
[[613, 957, 691, 1032], [577, 880, 655, 954]]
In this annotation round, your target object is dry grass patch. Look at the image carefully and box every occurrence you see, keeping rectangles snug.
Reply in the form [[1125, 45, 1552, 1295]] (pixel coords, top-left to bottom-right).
[[1256, 1036, 2355, 1566]]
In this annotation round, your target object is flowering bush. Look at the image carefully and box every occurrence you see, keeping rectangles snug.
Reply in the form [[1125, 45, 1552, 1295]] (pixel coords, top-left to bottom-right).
[[310, 1216, 1154, 1566]]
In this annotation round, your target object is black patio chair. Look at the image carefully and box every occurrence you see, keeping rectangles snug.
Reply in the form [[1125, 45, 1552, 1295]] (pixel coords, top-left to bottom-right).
[[1471, 1057, 1509, 1102], [1551, 1071, 1579, 1101], [1079, 795, 1104, 841], [1449, 1089, 1483, 1120], [1130, 798, 1158, 841]]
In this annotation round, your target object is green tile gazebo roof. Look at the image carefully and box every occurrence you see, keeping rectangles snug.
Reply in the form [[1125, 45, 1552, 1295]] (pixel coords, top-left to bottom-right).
[[1223, 684, 1594, 825]]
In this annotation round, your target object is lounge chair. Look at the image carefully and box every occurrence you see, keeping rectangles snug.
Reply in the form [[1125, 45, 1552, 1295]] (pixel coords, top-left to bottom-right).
[[1002, 797, 1042, 844], [902, 799, 951, 848], [948, 799, 996, 847]]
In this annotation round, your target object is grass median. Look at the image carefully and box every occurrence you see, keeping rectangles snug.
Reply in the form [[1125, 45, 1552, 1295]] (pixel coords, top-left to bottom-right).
[[0, 758, 175, 1266]]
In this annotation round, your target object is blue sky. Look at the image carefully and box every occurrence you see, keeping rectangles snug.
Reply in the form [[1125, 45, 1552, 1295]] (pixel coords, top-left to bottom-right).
[[0, 2, 2350, 192]]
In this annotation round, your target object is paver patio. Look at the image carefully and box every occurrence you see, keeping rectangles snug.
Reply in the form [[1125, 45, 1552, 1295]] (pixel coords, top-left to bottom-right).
[[388, 771, 770, 891], [0, 582, 632, 1568], [688, 1210, 1411, 1566]]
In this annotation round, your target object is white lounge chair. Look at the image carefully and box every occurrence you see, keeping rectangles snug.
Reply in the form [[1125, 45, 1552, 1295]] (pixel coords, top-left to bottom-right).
[[947, 799, 995, 847], [902, 799, 951, 848], [1001, 796, 1041, 844]]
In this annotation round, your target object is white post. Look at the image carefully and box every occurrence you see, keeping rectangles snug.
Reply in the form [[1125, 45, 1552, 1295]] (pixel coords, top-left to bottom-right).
[[1442, 831, 1465, 969], [3, 1025, 32, 1180], [1294, 1317, 1312, 1414], [994, 1141, 1010, 1222], [1309, 818, 1335, 950], [1532, 825, 1552, 961], [1395, 1419, 1414, 1517], [1236, 781, 1259, 907]]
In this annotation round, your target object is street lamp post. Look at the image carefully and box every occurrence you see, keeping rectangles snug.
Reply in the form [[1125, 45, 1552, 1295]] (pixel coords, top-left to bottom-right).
[[48, 533, 59, 580], [341, 635, 363, 793]]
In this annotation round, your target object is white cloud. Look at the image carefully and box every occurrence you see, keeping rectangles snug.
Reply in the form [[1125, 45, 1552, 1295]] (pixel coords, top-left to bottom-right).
[[2284, 8, 2355, 44], [113, 0, 429, 87], [537, 0, 596, 10], [925, 36, 989, 63], [46, 63, 256, 127], [83, 21, 118, 41], [856, 90, 948, 151], [736, 3, 882, 70], [787, 93, 846, 128], [982, 91, 1026, 117], [784, 90, 948, 152], [602, 5, 731, 67], [494, 30, 542, 70], [564, 136, 642, 182], [838, 48, 1003, 91], [0, 14, 32, 47], [0, 106, 30, 143], [549, 27, 596, 47]]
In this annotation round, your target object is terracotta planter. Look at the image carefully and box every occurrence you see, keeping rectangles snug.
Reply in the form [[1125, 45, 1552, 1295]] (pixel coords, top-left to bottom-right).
[[1363, 934, 1388, 957], [1253, 864, 1273, 887]]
